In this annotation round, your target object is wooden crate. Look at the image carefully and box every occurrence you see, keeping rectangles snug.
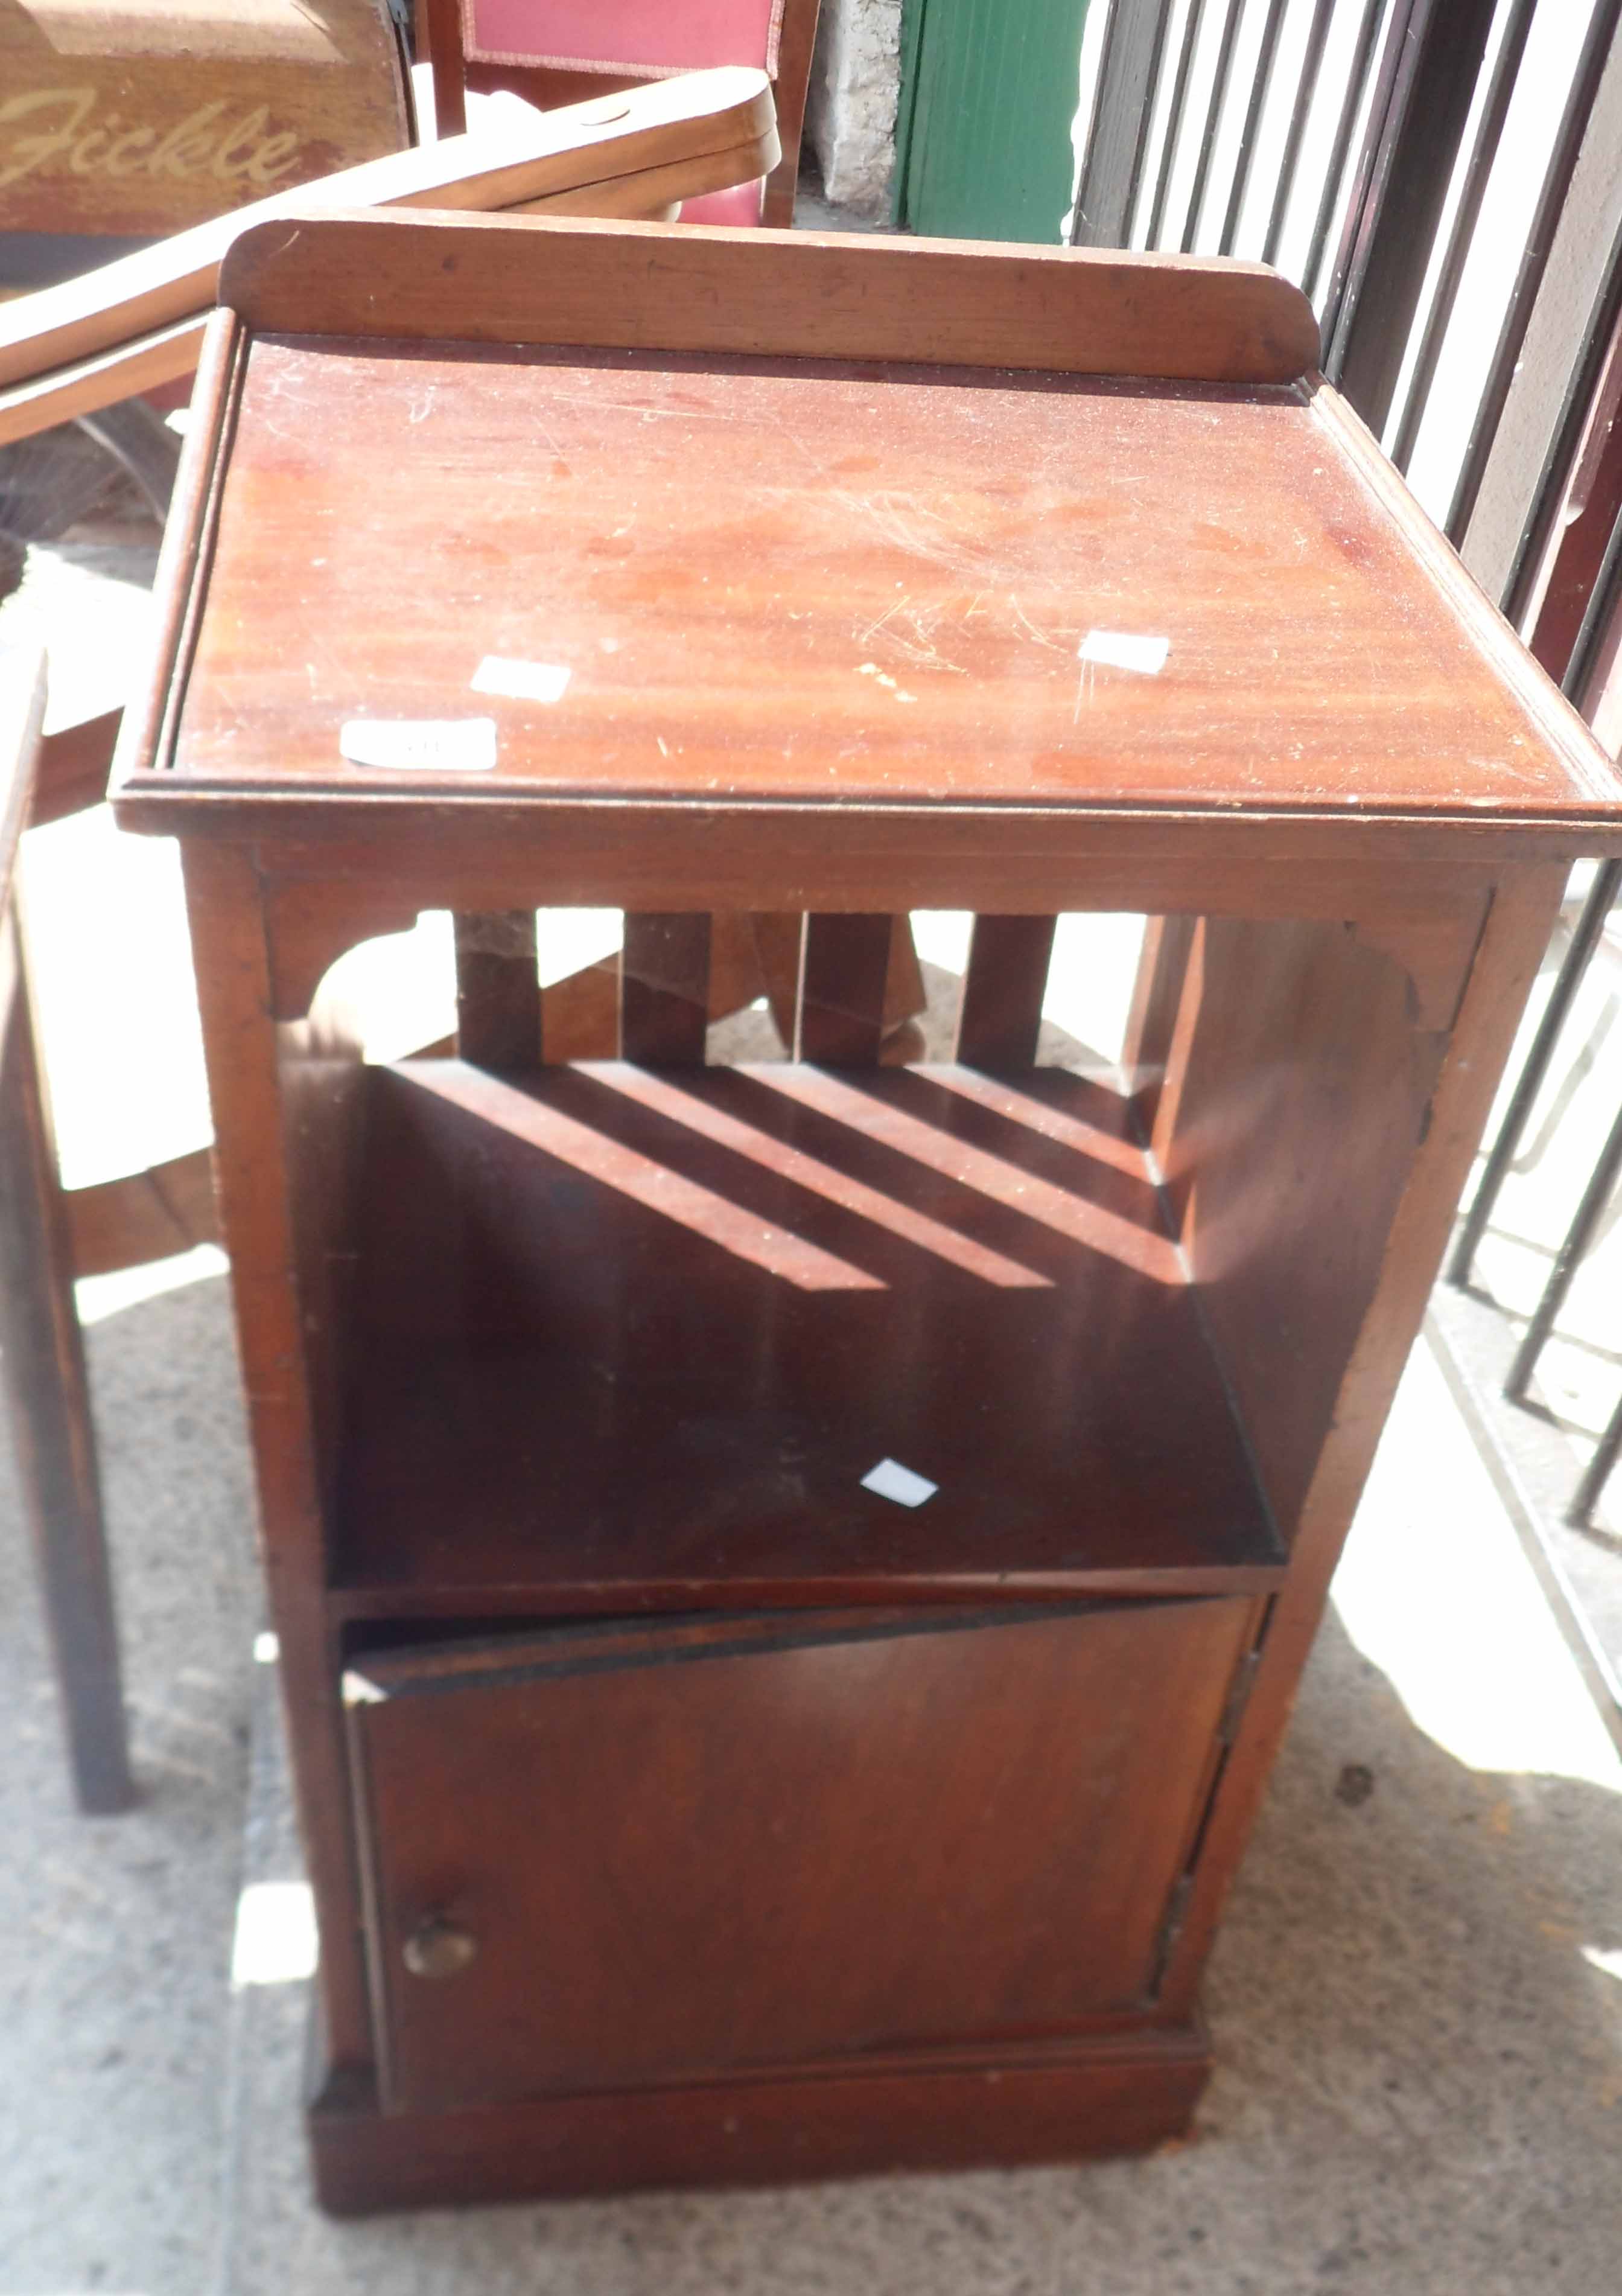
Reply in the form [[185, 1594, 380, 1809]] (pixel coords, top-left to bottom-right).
[[0, 0, 410, 239]]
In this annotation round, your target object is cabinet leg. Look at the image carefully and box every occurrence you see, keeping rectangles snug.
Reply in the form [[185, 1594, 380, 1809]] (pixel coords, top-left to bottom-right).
[[0, 923, 132, 1814]]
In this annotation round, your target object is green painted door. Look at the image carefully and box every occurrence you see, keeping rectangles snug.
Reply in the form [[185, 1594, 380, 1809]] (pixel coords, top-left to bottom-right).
[[896, 0, 1094, 243]]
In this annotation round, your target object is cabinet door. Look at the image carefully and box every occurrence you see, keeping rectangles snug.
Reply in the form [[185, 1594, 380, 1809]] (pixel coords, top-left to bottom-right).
[[346, 1596, 1251, 2114]]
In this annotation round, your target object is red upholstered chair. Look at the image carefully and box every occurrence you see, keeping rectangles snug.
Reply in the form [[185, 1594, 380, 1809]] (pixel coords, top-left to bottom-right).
[[418, 0, 819, 226]]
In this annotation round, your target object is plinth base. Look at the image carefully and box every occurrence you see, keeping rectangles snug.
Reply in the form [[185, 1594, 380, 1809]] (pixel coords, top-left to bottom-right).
[[309, 2028, 1211, 2215]]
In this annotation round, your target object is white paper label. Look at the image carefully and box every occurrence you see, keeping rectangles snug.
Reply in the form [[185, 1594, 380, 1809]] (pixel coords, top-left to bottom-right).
[[471, 655, 572, 704], [860, 1458, 938, 1508], [340, 718, 497, 771], [1077, 629, 1170, 676]]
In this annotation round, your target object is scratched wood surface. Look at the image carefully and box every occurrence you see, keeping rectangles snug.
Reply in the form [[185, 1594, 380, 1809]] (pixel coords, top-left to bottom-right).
[[156, 313, 1618, 841]]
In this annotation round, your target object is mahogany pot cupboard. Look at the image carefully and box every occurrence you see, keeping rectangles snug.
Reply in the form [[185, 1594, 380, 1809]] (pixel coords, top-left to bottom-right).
[[110, 213, 1622, 2213]]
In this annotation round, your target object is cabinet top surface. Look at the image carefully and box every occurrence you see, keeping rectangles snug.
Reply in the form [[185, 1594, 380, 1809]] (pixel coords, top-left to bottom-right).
[[155, 322, 1621, 841]]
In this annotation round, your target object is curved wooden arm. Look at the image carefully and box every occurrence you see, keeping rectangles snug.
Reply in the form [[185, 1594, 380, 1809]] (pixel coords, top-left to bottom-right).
[[0, 66, 778, 448]]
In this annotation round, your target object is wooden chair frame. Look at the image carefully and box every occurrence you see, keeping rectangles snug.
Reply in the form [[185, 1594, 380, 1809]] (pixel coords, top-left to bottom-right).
[[416, 0, 817, 225], [1, 648, 132, 1812]]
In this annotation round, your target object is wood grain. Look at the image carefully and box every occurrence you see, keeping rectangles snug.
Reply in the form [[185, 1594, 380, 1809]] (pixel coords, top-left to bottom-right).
[[1157, 865, 1567, 2017], [956, 914, 1057, 1068], [620, 912, 711, 1062], [221, 207, 1321, 383], [1148, 913, 1475, 1539], [331, 1058, 1281, 1609], [349, 1596, 1251, 2112], [63, 1146, 218, 1276], [0, 70, 777, 394], [0, 0, 408, 238], [0, 317, 203, 451], [1121, 914, 1194, 1127], [453, 911, 541, 1068], [308, 2027, 1210, 2211], [133, 324, 1622, 848], [797, 914, 890, 1062], [113, 240, 1622, 2210], [178, 841, 374, 2071]]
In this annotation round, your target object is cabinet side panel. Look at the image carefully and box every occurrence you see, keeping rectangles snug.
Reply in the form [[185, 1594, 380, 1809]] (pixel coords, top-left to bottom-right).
[[278, 991, 374, 1511], [1152, 909, 1481, 1540], [1156, 867, 1565, 2015]]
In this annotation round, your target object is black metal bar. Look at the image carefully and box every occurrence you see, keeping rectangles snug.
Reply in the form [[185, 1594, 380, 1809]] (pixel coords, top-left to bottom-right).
[[1506, 1091, 1622, 1402], [1262, 0, 1337, 268], [1303, 0, 1395, 308], [1504, 215, 1622, 634], [1447, 0, 1622, 549], [1220, 0, 1291, 257], [1329, 0, 1499, 434], [1148, 0, 1213, 247], [1318, 0, 1413, 368], [1124, 0, 1178, 244], [1180, 0, 1245, 254], [1067, 0, 1119, 248], [1568, 1385, 1622, 1526], [1390, 0, 1540, 477], [1317, 0, 1423, 341], [1448, 859, 1622, 1287]]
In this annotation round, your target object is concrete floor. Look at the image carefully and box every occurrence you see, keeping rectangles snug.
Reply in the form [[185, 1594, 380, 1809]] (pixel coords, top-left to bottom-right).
[[5, 266, 1622, 2292], [5, 1260, 1622, 2294]]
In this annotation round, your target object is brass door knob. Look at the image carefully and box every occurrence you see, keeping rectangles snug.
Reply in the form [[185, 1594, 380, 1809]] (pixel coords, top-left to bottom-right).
[[402, 1916, 478, 1980]]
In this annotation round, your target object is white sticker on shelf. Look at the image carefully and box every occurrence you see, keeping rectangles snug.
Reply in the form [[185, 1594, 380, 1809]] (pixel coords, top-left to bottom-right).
[[340, 718, 497, 771], [860, 1458, 938, 1508], [1077, 629, 1170, 675], [471, 655, 572, 704]]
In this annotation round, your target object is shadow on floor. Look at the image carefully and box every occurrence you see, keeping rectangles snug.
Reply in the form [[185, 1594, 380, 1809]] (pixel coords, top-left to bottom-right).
[[221, 1598, 1622, 2296], [7, 1266, 1622, 2294]]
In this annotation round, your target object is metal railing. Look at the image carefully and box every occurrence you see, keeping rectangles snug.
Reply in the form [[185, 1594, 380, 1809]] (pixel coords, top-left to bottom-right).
[[1070, 0, 1622, 1526]]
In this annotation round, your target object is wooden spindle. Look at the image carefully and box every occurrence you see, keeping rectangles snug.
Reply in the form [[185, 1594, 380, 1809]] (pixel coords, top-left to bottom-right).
[[956, 914, 1057, 1069], [798, 914, 892, 1063], [621, 914, 712, 1062], [453, 911, 541, 1069]]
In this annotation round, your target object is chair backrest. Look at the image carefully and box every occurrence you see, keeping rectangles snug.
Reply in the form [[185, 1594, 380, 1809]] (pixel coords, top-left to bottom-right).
[[421, 0, 817, 225], [471, 0, 783, 74]]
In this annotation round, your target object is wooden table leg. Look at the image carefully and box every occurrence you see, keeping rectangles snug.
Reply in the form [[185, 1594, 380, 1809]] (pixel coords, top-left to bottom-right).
[[0, 914, 132, 1814]]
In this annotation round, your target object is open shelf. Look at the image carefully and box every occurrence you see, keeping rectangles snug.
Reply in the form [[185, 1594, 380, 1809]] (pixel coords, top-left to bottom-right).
[[328, 1057, 1282, 1615]]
